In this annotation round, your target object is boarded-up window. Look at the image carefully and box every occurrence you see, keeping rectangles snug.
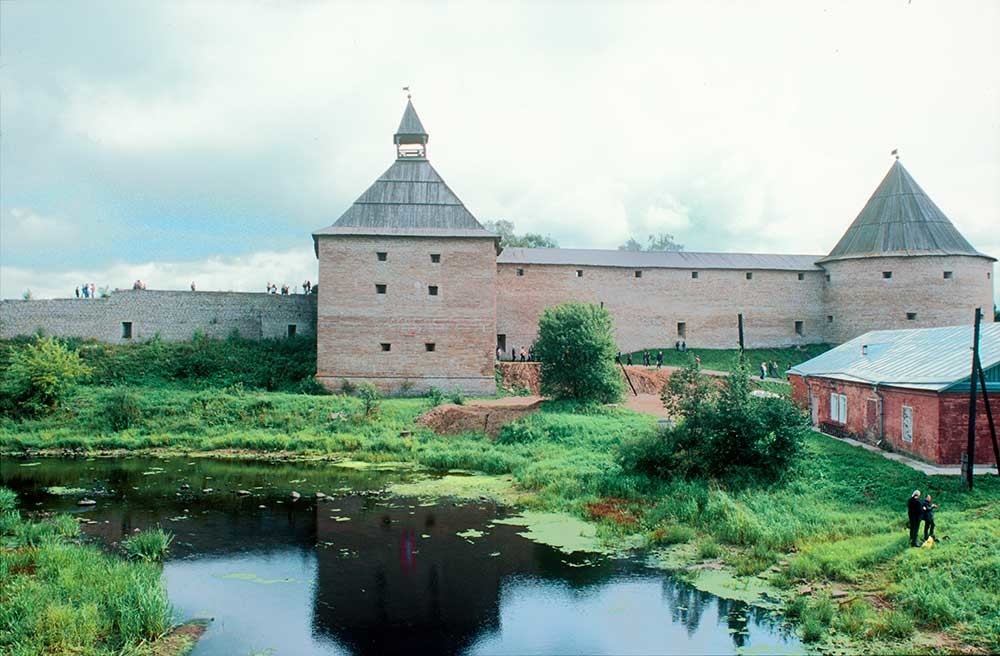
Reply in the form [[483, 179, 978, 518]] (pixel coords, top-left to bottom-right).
[[902, 406, 913, 442]]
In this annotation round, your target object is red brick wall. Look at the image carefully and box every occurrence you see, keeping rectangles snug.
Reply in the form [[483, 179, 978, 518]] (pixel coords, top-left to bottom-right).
[[878, 387, 940, 463], [790, 372, 1000, 465], [937, 393, 1000, 465]]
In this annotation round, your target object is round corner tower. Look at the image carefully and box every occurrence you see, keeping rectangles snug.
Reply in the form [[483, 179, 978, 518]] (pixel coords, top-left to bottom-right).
[[819, 159, 995, 343]]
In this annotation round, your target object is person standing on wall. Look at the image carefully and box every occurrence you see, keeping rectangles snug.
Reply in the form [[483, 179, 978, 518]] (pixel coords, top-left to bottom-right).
[[907, 489, 924, 547], [760, 362, 767, 380], [75, 287, 80, 298], [656, 351, 663, 368]]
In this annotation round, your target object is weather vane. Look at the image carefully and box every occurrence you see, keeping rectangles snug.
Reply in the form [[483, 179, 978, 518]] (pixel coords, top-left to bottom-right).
[[891, 148, 899, 160], [402, 85, 411, 99]]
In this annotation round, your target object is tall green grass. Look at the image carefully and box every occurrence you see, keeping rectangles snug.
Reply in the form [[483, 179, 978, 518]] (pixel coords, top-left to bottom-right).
[[0, 489, 173, 654], [625, 344, 831, 377]]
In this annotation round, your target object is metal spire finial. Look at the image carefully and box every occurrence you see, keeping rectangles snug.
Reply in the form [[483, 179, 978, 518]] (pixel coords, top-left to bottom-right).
[[402, 85, 411, 100], [891, 148, 899, 160]]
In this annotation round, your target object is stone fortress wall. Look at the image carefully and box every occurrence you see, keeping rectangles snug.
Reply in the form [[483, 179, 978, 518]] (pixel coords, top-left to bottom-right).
[[496, 263, 829, 354], [0, 289, 316, 343]]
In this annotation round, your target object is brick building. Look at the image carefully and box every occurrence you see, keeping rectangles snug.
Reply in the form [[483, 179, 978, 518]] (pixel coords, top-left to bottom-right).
[[311, 100, 993, 393], [788, 324, 1000, 465], [3, 100, 994, 396], [311, 99, 499, 394]]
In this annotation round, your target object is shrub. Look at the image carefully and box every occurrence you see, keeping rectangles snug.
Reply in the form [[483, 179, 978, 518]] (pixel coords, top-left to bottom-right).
[[649, 524, 695, 545], [450, 389, 466, 405], [121, 528, 173, 562], [1, 336, 91, 416], [397, 380, 415, 396], [533, 302, 624, 403], [102, 388, 144, 431], [296, 377, 331, 396], [340, 379, 357, 395], [426, 386, 445, 407], [618, 359, 807, 482], [356, 383, 381, 419], [697, 539, 722, 559]]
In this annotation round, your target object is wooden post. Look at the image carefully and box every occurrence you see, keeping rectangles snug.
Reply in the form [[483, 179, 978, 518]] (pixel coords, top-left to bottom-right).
[[619, 360, 637, 397], [976, 359, 1000, 476], [965, 307, 982, 490], [738, 314, 745, 353]]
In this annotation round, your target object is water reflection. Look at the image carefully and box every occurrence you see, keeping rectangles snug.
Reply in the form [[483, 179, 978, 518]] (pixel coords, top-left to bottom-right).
[[1, 457, 801, 656]]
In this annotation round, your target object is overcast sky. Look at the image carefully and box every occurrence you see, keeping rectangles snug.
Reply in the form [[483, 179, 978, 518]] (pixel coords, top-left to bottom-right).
[[2, 0, 998, 301]]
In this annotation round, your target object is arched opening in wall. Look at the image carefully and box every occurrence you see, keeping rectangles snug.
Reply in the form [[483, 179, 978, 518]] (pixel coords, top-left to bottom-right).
[[677, 322, 686, 339]]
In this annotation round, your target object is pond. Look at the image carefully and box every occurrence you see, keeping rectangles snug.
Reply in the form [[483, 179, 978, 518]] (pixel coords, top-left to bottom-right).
[[2, 457, 802, 655]]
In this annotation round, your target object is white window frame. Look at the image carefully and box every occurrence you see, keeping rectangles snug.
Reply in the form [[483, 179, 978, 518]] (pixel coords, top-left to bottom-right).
[[901, 406, 913, 443], [830, 392, 847, 423]]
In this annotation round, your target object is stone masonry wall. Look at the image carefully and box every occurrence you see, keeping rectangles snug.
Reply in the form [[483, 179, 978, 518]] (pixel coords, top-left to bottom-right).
[[496, 263, 827, 354], [822, 255, 995, 344], [0, 290, 316, 343], [315, 235, 497, 395]]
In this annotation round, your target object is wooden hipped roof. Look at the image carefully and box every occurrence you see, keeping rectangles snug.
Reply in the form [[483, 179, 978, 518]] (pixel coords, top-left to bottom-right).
[[819, 161, 992, 263]]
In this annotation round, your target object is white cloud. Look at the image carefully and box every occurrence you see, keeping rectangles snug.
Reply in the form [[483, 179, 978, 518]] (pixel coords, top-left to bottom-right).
[[1, 248, 317, 300]]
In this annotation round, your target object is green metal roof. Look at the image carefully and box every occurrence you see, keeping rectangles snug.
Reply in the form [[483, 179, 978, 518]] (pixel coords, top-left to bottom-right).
[[789, 323, 1000, 392], [818, 161, 993, 263]]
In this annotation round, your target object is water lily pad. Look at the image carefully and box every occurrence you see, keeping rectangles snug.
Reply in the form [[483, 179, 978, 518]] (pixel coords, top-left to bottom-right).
[[456, 528, 485, 539]]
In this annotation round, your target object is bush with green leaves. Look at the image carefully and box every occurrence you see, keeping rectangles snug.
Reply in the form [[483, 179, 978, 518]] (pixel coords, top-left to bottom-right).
[[1, 336, 91, 416], [426, 386, 445, 407], [618, 359, 807, 482], [356, 383, 381, 419], [533, 302, 623, 403]]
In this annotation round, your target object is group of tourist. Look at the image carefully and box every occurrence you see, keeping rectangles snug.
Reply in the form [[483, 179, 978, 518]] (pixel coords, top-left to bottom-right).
[[616, 350, 666, 368], [131, 279, 148, 290], [907, 490, 938, 546], [265, 281, 314, 295], [759, 361, 787, 380], [74, 283, 97, 299], [498, 346, 533, 362]]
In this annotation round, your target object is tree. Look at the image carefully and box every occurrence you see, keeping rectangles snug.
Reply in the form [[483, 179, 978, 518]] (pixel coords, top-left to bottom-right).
[[533, 302, 623, 403], [618, 357, 807, 483], [482, 220, 558, 249], [618, 233, 684, 252], [1, 336, 91, 416]]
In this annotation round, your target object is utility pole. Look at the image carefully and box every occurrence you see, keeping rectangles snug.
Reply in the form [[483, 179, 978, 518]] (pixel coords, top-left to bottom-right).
[[965, 307, 982, 490], [738, 314, 745, 353]]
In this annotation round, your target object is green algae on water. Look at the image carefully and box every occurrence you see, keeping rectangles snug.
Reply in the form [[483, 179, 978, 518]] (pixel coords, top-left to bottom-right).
[[494, 511, 609, 555], [388, 473, 519, 504], [44, 486, 87, 496]]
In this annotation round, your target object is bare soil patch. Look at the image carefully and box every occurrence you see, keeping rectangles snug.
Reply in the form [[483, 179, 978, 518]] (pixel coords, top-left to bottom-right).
[[416, 397, 544, 437]]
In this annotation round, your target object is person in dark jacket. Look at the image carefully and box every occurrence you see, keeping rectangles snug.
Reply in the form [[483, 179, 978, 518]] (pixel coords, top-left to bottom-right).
[[922, 494, 938, 541], [656, 351, 663, 368], [626, 353, 633, 366], [907, 489, 923, 547]]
